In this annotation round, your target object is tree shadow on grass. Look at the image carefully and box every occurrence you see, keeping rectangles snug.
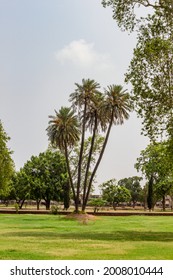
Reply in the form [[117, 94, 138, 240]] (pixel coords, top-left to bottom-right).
[[4, 231, 173, 242]]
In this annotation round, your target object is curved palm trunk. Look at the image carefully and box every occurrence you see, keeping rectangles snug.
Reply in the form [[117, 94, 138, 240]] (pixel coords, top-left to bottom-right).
[[82, 113, 98, 211], [83, 111, 114, 210], [64, 142, 77, 211], [76, 100, 87, 212]]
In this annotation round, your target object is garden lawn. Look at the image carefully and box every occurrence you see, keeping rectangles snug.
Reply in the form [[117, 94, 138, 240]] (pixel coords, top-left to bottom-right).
[[0, 214, 173, 260]]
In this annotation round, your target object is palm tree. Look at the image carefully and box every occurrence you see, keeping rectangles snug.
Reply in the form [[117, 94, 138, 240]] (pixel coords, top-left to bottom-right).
[[69, 79, 101, 212], [46, 106, 80, 211], [82, 92, 105, 210], [83, 85, 133, 210]]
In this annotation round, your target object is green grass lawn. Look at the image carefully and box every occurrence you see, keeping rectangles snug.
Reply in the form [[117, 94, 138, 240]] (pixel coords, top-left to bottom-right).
[[0, 214, 173, 260]]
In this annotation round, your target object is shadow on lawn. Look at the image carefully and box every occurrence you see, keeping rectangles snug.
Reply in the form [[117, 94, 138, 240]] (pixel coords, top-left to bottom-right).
[[4, 231, 173, 242]]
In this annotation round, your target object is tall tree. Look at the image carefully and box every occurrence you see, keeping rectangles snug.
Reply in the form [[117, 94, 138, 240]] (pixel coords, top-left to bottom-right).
[[102, 1, 173, 141], [47, 106, 80, 211], [125, 11, 173, 140], [69, 79, 101, 212], [47, 80, 132, 213], [0, 121, 14, 198], [83, 84, 132, 210]]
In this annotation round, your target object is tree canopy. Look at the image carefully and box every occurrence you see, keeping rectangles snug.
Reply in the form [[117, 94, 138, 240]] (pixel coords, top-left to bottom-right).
[[102, 0, 173, 32], [118, 176, 142, 207], [11, 150, 68, 209], [125, 11, 173, 140], [100, 178, 131, 209], [102, 1, 173, 141], [135, 141, 173, 210]]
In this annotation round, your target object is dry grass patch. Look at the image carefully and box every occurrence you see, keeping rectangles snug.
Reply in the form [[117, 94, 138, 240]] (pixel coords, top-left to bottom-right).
[[65, 213, 99, 224]]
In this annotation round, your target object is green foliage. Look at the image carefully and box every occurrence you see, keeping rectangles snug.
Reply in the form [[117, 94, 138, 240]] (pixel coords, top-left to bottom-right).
[[47, 107, 80, 151], [11, 150, 68, 209], [14, 203, 19, 213], [125, 11, 173, 139], [11, 169, 31, 209], [50, 205, 59, 215], [135, 141, 173, 209], [102, 1, 173, 140], [100, 179, 131, 209], [0, 121, 14, 198], [88, 198, 106, 212], [102, 0, 173, 32], [118, 176, 142, 207]]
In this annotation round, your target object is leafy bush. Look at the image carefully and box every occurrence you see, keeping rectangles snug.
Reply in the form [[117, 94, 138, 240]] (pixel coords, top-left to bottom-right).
[[50, 205, 59, 215]]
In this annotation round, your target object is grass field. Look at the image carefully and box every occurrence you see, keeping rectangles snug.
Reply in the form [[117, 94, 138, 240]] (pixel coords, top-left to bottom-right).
[[0, 214, 173, 260]]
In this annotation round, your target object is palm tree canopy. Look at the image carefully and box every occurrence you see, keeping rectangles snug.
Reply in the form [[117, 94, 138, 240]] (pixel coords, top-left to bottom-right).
[[47, 107, 80, 151], [69, 78, 101, 110], [104, 84, 133, 125]]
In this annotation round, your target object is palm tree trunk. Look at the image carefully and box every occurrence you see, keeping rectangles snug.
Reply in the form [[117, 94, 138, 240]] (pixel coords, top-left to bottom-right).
[[83, 111, 114, 210], [76, 100, 87, 212], [82, 113, 97, 211], [64, 142, 77, 212]]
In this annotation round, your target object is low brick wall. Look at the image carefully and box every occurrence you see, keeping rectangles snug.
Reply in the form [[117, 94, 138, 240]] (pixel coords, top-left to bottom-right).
[[0, 209, 173, 216]]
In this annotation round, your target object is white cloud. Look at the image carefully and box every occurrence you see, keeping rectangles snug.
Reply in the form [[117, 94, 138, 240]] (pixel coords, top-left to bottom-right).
[[55, 39, 113, 69]]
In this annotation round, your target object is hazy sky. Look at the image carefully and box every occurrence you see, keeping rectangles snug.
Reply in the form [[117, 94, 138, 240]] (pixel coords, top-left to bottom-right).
[[0, 0, 149, 190]]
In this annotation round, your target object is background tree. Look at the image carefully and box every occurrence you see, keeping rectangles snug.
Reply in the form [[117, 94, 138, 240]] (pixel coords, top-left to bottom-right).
[[11, 150, 68, 210], [0, 120, 14, 199], [100, 179, 131, 210], [47, 79, 132, 213], [135, 141, 173, 210], [118, 176, 142, 208], [102, 0, 173, 32], [88, 198, 106, 213]]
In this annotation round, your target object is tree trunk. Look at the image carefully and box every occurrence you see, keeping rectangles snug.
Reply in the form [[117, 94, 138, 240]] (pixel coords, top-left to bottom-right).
[[113, 202, 117, 210], [83, 112, 114, 210], [64, 142, 77, 212], [36, 199, 40, 210], [19, 199, 25, 209], [147, 174, 154, 211], [76, 101, 87, 213], [162, 195, 166, 211], [45, 200, 50, 210], [82, 112, 97, 211], [63, 181, 70, 210]]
